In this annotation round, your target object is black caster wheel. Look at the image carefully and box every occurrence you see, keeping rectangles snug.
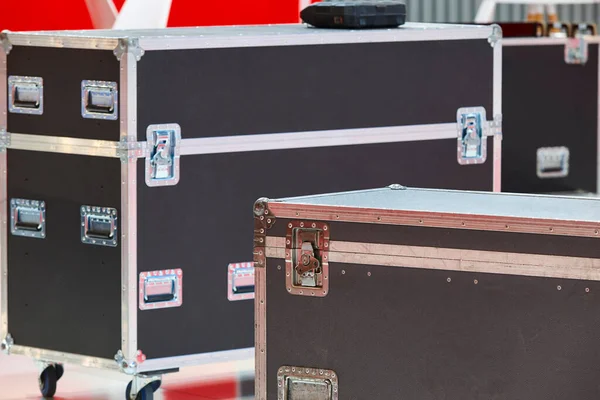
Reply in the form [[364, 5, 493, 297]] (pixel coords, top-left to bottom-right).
[[39, 365, 58, 398], [126, 380, 160, 400], [55, 364, 64, 381]]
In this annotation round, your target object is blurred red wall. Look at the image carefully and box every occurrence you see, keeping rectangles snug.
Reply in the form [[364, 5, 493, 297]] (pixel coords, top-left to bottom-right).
[[0, 0, 306, 31]]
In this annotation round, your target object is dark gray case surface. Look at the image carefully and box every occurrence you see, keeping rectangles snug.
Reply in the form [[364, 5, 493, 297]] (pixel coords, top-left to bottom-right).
[[256, 187, 600, 399]]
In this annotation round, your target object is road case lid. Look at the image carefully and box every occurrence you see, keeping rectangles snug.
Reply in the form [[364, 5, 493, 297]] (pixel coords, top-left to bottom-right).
[[263, 186, 600, 238]]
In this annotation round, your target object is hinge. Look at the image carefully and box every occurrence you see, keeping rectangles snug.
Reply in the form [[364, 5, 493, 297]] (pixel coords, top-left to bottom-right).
[[1, 333, 14, 354], [253, 198, 275, 269], [565, 37, 588, 65], [0, 31, 12, 55], [117, 139, 146, 162], [488, 24, 502, 48], [114, 349, 147, 375], [114, 38, 145, 62], [0, 130, 11, 152], [490, 114, 502, 138], [285, 221, 330, 297]]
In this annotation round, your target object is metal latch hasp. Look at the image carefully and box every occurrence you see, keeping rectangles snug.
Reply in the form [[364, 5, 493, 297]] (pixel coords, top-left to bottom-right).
[[145, 124, 181, 187], [457, 107, 488, 165], [285, 221, 330, 297]]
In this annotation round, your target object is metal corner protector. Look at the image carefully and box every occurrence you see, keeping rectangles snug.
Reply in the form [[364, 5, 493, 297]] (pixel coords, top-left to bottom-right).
[[0, 31, 12, 55], [1, 333, 14, 354], [488, 24, 503, 48], [114, 349, 147, 375], [0, 130, 10, 151], [114, 38, 145, 62], [253, 198, 275, 269]]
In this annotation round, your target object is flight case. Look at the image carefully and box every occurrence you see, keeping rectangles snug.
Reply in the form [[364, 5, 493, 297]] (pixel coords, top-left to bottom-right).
[[0, 22, 502, 399], [500, 27, 599, 194], [254, 186, 600, 399]]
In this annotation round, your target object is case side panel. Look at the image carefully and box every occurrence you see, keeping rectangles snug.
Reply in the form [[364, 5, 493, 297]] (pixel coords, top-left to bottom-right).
[[6, 47, 121, 141], [0, 36, 8, 343], [137, 39, 493, 139]]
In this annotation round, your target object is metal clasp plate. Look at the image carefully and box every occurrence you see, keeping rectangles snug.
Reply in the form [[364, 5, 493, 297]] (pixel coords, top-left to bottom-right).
[[285, 221, 330, 297], [81, 80, 118, 120], [8, 76, 43, 115], [457, 107, 488, 165], [228, 262, 255, 301], [145, 124, 181, 187], [565, 38, 588, 65], [139, 269, 183, 310], [81, 206, 118, 247], [277, 366, 338, 400], [10, 198, 46, 239], [537, 146, 570, 179]]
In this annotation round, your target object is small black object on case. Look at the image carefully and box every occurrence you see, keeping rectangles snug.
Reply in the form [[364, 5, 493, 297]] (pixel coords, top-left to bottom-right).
[[300, 1, 407, 29]]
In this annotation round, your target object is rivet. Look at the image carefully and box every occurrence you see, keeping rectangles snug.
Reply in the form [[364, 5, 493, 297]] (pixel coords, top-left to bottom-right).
[[595, 230, 599, 235], [323, 226, 328, 231], [461, 222, 466, 226], [277, 265, 282, 270], [586, 288, 590, 293], [505, 225, 509, 229], [377, 217, 381, 221], [447, 277, 451, 283], [335, 215, 339, 219], [367, 272, 371, 277], [549, 227, 554, 232], [311, 223, 316, 228], [300, 222, 304, 227], [419, 219, 423, 224], [288, 223, 293, 228], [341, 270, 346, 275], [474, 279, 478, 285], [557, 285, 562, 291]]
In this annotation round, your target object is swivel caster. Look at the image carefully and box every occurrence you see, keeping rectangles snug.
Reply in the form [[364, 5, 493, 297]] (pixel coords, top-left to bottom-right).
[[38, 364, 64, 398], [126, 378, 161, 400]]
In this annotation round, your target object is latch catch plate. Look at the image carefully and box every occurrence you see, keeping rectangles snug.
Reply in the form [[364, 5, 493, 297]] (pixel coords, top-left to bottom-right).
[[285, 221, 330, 297]]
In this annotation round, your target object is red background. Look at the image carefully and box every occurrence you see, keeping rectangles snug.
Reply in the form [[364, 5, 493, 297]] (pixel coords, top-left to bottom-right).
[[0, 0, 316, 31]]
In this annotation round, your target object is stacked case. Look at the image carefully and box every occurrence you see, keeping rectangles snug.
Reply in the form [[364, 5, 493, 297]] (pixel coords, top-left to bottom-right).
[[0, 22, 501, 398]]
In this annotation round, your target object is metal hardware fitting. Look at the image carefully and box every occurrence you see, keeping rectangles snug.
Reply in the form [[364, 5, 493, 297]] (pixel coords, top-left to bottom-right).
[[228, 263, 255, 301], [10, 198, 46, 239], [285, 221, 330, 297], [0, 31, 11, 54], [488, 24, 502, 48], [139, 269, 183, 310], [81, 80, 118, 120], [565, 37, 588, 65], [457, 107, 488, 165], [128, 374, 161, 400], [537, 146, 570, 179], [115, 349, 147, 375], [145, 124, 181, 187], [277, 366, 339, 400], [114, 38, 145, 61], [253, 198, 276, 269], [80, 206, 118, 247], [0, 130, 10, 151], [8, 76, 43, 115], [388, 183, 406, 190], [1, 334, 14, 354], [490, 114, 502, 137]]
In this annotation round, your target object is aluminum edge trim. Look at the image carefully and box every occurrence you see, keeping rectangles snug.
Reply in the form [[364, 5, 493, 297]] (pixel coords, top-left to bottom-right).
[[0, 37, 7, 341], [178, 123, 491, 156], [503, 36, 600, 47], [137, 348, 254, 373], [255, 262, 267, 400], [266, 203, 600, 239], [120, 47, 139, 364], [264, 240, 600, 281], [8, 133, 121, 157], [5, 33, 119, 50], [597, 42, 600, 194], [10, 345, 117, 369], [493, 34, 503, 192], [139, 26, 494, 51]]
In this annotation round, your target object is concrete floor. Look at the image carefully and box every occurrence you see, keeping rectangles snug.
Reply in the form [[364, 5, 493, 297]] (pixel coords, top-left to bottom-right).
[[0, 352, 254, 399]]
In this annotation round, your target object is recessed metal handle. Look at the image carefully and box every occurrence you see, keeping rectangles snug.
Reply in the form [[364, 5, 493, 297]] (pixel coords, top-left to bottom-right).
[[81, 80, 118, 120], [139, 269, 183, 310], [228, 263, 255, 301], [278, 367, 339, 400], [81, 206, 118, 247], [537, 147, 570, 179], [10, 199, 46, 239], [8, 76, 43, 115], [457, 107, 488, 165], [145, 124, 181, 187]]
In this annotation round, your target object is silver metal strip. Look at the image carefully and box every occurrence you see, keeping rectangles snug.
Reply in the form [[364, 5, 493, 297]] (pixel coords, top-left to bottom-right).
[[493, 35, 503, 192], [597, 42, 600, 194], [120, 46, 139, 364], [503, 36, 600, 47], [10, 345, 117, 370], [178, 123, 492, 156], [5, 33, 119, 50], [255, 264, 267, 400], [265, 239, 600, 281], [137, 348, 254, 373], [139, 24, 494, 51], [266, 201, 600, 239], [8, 133, 121, 157], [0, 37, 8, 342]]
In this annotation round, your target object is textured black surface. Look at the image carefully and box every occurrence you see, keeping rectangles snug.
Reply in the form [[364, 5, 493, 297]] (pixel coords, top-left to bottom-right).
[[137, 139, 494, 359], [7, 150, 121, 359], [266, 258, 600, 399], [137, 40, 493, 138], [502, 44, 598, 193], [7, 46, 120, 141]]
